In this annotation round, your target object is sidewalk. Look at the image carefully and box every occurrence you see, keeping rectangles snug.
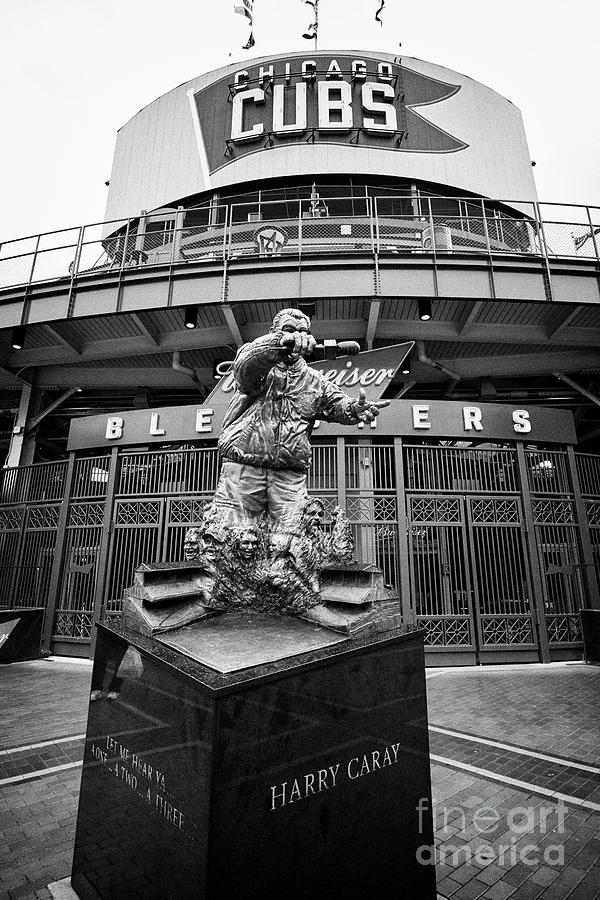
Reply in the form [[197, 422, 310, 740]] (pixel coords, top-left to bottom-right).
[[0, 657, 598, 900]]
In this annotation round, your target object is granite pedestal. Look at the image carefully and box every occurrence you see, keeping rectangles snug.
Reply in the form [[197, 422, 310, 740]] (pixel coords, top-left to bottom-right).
[[71, 616, 436, 899]]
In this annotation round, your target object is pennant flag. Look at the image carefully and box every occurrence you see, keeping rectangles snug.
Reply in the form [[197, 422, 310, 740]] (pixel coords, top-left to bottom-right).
[[375, 0, 385, 25], [234, 0, 255, 48], [301, 0, 318, 41], [234, 0, 253, 20]]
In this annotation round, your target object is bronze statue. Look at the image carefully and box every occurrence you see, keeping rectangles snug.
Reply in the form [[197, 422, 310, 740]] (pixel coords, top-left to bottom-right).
[[212, 307, 388, 528], [181, 308, 389, 617], [266, 499, 354, 610]]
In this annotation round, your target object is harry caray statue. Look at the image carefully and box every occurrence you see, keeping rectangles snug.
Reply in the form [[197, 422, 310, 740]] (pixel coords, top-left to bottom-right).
[[183, 307, 390, 617], [212, 307, 389, 527]]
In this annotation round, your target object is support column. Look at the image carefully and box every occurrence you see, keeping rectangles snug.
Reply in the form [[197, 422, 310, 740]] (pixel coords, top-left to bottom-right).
[[335, 437, 346, 509], [567, 445, 600, 609], [3, 383, 43, 470], [394, 437, 414, 624], [89, 447, 120, 657], [356, 438, 377, 566], [516, 444, 551, 662], [41, 453, 76, 654]]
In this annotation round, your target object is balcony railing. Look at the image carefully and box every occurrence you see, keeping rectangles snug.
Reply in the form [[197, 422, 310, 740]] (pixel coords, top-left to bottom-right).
[[1, 197, 599, 292]]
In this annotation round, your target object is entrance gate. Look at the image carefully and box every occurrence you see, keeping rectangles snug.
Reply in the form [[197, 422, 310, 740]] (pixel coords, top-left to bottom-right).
[[408, 494, 538, 664], [1, 439, 597, 663]]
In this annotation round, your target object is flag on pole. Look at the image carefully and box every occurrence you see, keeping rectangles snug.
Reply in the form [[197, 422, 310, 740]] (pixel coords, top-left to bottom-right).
[[234, 0, 253, 20], [375, 0, 385, 25], [234, 0, 255, 48], [301, 0, 318, 42]]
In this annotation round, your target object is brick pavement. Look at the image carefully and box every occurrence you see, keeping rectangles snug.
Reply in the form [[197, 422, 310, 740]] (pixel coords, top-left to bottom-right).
[[426, 663, 600, 765], [0, 657, 599, 899], [0, 658, 91, 900], [427, 664, 600, 900]]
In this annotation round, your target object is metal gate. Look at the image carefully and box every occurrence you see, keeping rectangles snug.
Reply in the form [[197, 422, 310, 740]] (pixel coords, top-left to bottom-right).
[[409, 495, 474, 655], [408, 493, 538, 663], [526, 449, 587, 655], [1, 439, 596, 662], [344, 442, 400, 590], [467, 496, 537, 659]]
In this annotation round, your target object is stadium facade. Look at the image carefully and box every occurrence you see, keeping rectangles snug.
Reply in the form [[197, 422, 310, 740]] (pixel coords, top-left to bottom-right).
[[1, 50, 599, 662]]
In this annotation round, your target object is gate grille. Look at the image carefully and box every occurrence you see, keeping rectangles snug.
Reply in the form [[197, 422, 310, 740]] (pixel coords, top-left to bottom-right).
[[52, 502, 105, 640], [0, 507, 24, 609], [13, 505, 61, 610], [345, 444, 399, 590], [0, 442, 596, 662], [409, 495, 474, 647], [532, 498, 584, 644], [406, 446, 518, 493], [105, 500, 163, 615]]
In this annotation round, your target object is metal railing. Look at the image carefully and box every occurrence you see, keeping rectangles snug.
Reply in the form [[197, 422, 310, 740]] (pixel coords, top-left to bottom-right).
[[2, 197, 600, 292]]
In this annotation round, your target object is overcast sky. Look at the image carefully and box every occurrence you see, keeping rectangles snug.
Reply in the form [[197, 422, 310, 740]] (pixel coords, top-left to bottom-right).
[[1, 0, 598, 243]]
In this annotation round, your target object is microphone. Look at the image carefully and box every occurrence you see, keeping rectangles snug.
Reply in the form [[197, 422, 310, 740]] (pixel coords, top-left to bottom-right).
[[314, 339, 361, 359]]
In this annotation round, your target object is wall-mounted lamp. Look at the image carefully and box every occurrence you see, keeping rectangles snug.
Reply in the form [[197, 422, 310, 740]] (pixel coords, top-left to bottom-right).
[[11, 325, 26, 350], [418, 299, 432, 321], [184, 306, 198, 329]]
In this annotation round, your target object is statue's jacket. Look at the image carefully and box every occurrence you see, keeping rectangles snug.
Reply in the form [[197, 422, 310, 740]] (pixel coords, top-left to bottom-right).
[[218, 332, 360, 472]]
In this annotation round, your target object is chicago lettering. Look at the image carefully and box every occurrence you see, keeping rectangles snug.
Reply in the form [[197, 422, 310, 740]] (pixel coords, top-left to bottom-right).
[[231, 57, 398, 142]]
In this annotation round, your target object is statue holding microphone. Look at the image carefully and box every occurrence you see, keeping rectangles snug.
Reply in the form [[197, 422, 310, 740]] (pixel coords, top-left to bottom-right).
[[175, 307, 391, 615], [128, 307, 398, 628], [211, 307, 389, 528], [122, 309, 411, 634]]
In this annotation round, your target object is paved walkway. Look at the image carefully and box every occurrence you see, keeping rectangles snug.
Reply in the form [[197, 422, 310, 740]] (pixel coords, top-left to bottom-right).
[[426, 664, 600, 900], [0, 657, 598, 899]]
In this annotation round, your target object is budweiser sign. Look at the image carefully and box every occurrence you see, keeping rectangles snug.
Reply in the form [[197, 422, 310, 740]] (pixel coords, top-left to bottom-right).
[[210, 342, 413, 402]]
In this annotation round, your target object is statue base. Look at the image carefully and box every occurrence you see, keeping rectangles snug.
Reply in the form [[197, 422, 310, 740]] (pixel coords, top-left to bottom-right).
[[121, 560, 399, 637], [71, 618, 436, 900]]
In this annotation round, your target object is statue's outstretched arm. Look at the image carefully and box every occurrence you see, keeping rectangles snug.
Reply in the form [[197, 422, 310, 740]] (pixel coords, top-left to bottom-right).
[[319, 379, 390, 425], [234, 333, 286, 395]]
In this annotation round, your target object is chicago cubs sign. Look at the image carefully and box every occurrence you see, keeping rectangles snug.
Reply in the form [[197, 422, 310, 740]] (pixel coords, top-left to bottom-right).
[[192, 54, 468, 174]]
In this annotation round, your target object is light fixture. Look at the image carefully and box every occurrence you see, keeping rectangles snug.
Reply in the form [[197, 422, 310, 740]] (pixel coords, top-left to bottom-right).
[[184, 306, 198, 329], [11, 325, 25, 350], [418, 298, 432, 321]]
